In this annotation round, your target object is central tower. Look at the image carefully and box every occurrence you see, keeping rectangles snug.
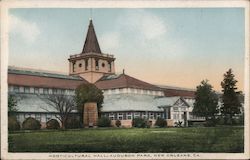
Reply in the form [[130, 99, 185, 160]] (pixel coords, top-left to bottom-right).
[[68, 19, 115, 83]]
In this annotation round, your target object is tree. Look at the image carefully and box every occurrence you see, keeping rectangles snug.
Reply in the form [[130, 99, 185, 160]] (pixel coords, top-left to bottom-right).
[[42, 94, 76, 129], [193, 80, 219, 122], [221, 69, 242, 124], [75, 83, 104, 124], [8, 94, 18, 113]]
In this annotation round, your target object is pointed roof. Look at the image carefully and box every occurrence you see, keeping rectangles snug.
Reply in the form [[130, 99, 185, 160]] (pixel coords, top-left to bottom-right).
[[82, 19, 102, 54], [94, 73, 162, 91]]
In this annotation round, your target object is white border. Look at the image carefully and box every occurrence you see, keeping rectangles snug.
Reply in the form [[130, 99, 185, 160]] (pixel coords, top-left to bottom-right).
[[1, 0, 250, 159]]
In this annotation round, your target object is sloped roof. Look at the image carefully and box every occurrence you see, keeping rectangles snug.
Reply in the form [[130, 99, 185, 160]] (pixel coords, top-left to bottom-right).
[[8, 67, 88, 89], [158, 85, 195, 98], [12, 93, 77, 113], [82, 19, 102, 54], [102, 94, 188, 112], [95, 74, 162, 91]]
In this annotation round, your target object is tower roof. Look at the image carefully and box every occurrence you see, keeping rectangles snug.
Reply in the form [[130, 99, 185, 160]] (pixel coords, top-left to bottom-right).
[[82, 19, 102, 54]]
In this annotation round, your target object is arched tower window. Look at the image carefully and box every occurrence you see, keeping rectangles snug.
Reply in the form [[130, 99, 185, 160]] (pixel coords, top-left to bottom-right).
[[108, 61, 112, 72], [95, 59, 99, 70], [85, 59, 88, 70], [72, 61, 76, 72]]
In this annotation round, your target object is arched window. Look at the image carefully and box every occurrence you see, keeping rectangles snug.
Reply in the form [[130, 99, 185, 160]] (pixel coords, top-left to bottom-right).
[[108, 61, 112, 72], [95, 59, 99, 70], [85, 59, 88, 70]]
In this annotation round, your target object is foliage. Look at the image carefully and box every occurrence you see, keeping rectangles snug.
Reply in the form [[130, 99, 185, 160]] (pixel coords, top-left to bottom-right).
[[155, 117, 167, 128], [193, 80, 218, 121], [132, 117, 147, 128], [204, 118, 217, 127], [8, 94, 18, 113], [174, 121, 183, 127], [22, 117, 41, 130], [46, 119, 60, 129], [42, 94, 76, 129], [9, 127, 244, 153], [65, 116, 81, 129], [75, 83, 104, 124], [221, 69, 242, 125], [97, 117, 111, 127], [115, 120, 121, 127], [8, 116, 20, 131]]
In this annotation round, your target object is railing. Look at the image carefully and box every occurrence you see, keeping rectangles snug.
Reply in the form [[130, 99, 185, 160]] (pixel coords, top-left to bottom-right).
[[69, 52, 114, 59]]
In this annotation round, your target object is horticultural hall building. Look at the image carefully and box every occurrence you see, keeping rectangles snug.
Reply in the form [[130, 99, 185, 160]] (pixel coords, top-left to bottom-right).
[[8, 19, 205, 128]]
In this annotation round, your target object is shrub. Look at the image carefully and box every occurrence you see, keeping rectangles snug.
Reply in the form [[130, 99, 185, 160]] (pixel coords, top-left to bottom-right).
[[155, 118, 167, 128], [65, 117, 81, 129], [46, 119, 60, 129], [115, 120, 121, 127], [8, 116, 20, 131], [204, 119, 216, 127], [97, 117, 111, 127], [22, 117, 41, 130], [132, 117, 147, 128], [174, 121, 183, 127]]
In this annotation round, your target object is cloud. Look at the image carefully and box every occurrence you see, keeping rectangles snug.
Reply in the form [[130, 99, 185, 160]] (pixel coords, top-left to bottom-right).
[[118, 10, 167, 40], [99, 32, 121, 52], [9, 15, 41, 43]]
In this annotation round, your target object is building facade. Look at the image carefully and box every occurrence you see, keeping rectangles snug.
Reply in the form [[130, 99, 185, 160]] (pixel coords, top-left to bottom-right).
[[8, 19, 205, 128]]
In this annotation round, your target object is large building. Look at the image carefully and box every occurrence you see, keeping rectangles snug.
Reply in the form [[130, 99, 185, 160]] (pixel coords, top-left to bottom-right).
[[8, 19, 205, 128]]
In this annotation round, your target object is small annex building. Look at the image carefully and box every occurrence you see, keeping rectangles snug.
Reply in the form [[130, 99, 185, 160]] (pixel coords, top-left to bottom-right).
[[8, 19, 205, 128]]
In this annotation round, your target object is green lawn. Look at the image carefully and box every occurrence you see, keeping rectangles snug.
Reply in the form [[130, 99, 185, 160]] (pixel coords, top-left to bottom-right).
[[8, 126, 244, 153]]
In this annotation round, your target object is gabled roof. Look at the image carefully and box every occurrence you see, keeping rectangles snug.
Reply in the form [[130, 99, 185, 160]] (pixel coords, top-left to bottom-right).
[[95, 73, 162, 91], [82, 19, 102, 54], [8, 67, 88, 89]]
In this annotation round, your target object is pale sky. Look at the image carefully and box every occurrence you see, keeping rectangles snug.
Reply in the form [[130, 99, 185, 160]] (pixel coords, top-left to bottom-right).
[[8, 8, 245, 91]]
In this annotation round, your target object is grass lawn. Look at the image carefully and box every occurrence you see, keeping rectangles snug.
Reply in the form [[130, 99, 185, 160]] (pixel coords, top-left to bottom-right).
[[8, 126, 243, 153]]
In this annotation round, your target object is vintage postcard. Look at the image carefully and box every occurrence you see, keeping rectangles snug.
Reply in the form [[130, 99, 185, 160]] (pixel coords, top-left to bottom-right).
[[1, 0, 249, 159]]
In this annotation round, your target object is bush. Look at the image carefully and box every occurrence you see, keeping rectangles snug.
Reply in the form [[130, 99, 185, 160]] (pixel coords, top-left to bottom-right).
[[155, 118, 167, 128], [46, 119, 60, 129], [204, 119, 216, 127], [65, 117, 81, 129], [97, 117, 111, 127], [22, 117, 41, 130], [174, 121, 183, 127], [132, 117, 147, 128], [115, 120, 121, 127], [8, 116, 20, 131]]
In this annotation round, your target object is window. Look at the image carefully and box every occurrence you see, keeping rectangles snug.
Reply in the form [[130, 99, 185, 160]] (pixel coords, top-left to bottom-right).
[[149, 112, 155, 119], [173, 114, 179, 120], [156, 113, 161, 119], [24, 87, 30, 93], [142, 112, 147, 119], [13, 86, 19, 93], [109, 113, 115, 120], [173, 107, 178, 111], [72, 62, 76, 72], [181, 114, 185, 119], [43, 88, 49, 94], [25, 113, 31, 119], [52, 88, 58, 94], [85, 59, 88, 70], [118, 113, 123, 120], [126, 112, 132, 120], [108, 61, 112, 72], [46, 114, 52, 121], [34, 87, 39, 94], [79, 63, 82, 67], [102, 63, 105, 67], [134, 112, 140, 118], [95, 59, 99, 70], [35, 114, 41, 121]]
